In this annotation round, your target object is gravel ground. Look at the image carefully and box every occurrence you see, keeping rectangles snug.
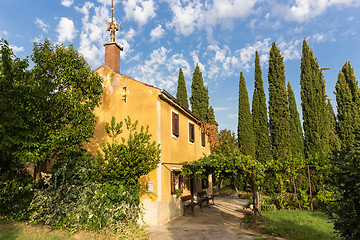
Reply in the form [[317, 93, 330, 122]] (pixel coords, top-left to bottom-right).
[[148, 197, 279, 240]]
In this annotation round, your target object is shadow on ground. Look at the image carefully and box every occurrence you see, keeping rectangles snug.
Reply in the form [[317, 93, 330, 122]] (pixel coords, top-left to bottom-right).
[[148, 197, 260, 240]]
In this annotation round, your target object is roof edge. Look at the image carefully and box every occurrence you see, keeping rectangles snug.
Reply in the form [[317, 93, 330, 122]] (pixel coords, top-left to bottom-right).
[[159, 90, 202, 124]]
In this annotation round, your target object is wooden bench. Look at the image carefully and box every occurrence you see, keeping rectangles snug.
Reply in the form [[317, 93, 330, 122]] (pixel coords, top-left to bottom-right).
[[197, 191, 212, 211], [181, 195, 196, 216]]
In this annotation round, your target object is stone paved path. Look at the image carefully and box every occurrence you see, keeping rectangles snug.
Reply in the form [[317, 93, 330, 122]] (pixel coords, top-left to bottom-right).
[[148, 197, 276, 240]]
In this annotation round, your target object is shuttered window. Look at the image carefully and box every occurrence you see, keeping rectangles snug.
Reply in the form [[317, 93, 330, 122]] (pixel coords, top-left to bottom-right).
[[172, 112, 179, 138], [189, 122, 195, 143], [201, 131, 206, 147]]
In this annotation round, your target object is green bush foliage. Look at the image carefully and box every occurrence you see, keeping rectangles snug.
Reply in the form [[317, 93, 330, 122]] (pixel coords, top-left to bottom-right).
[[94, 116, 161, 186], [326, 145, 360, 239], [0, 165, 34, 220], [29, 150, 141, 234]]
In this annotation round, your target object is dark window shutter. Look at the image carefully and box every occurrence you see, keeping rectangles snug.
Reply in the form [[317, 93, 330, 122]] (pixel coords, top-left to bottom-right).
[[171, 171, 176, 194], [189, 123, 194, 143], [180, 175, 183, 193], [172, 112, 179, 137], [201, 131, 206, 147]]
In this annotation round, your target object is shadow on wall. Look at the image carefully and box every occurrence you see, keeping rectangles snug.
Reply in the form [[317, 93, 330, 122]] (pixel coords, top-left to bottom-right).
[[85, 121, 107, 156], [140, 175, 157, 201]]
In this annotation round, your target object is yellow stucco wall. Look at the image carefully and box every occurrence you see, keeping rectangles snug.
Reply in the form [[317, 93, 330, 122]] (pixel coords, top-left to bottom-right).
[[87, 65, 211, 225]]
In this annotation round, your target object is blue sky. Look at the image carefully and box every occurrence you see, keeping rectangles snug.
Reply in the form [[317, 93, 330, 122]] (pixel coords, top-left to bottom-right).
[[1, 0, 360, 133]]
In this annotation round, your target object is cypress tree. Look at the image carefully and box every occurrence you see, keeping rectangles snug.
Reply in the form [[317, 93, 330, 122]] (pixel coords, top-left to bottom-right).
[[300, 39, 330, 160], [335, 61, 360, 149], [207, 106, 218, 126], [327, 99, 341, 152], [238, 71, 255, 157], [176, 68, 189, 108], [190, 64, 209, 121], [287, 81, 304, 160], [268, 42, 291, 161], [252, 51, 270, 163]]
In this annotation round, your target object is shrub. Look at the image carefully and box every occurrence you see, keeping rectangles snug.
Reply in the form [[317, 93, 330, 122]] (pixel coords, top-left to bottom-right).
[[0, 164, 33, 220], [29, 150, 141, 233], [326, 145, 360, 239]]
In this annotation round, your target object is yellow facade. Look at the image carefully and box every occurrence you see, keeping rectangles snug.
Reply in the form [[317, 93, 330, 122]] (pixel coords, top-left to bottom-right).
[[86, 65, 211, 225]]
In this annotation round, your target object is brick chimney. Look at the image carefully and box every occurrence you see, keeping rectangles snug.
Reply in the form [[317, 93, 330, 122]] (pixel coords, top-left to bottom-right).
[[104, 42, 123, 74]]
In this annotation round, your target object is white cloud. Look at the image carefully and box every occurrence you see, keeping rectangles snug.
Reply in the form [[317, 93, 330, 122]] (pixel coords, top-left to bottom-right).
[[33, 35, 44, 43], [166, 0, 258, 37], [56, 17, 77, 43], [238, 38, 271, 71], [35, 18, 49, 33], [213, 107, 231, 111], [123, 0, 156, 26], [74, 1, 135, 67], [277, 39, 302, 61], [0, 30, 9, 38], [61, 0, 74, 7], [125, 46, 191, 92], [206, 44, 239, 79], [312, 33, 326, 43], [282, 0, 360, 22], [150, 24, 165, 42], [9, 44, 24, 53], [166, 0, 204, 36]]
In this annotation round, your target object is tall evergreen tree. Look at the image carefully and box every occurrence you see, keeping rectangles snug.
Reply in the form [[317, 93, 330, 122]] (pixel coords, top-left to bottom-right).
[[190, 64, 209, 121], [300, 39, 330, 160], [238, 72, 255, 157], [268, 42, 291, 161], [327, 99, 341, 152], [176, 68, 189, 108], [207, 106, 218, 126], [287, 81, 304, 160], [335, 61, 360, 149], [252, 51, 270, 163]]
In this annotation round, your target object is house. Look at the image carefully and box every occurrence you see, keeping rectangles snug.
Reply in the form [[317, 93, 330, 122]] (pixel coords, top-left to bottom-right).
[[85, 15, 213, 226]]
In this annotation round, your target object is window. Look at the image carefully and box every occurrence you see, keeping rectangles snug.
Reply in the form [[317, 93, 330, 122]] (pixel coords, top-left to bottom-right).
[[201, 131, 206, 147], [189, 122, 195, 143], [171, 170, 183, 194], [172, 111, 179, 138], [202, 178, 209, 189]]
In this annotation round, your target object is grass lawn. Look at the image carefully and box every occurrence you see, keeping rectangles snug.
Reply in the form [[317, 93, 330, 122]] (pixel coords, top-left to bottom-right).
[[260, 209, 340, 240], [0, 219, 116, 240]]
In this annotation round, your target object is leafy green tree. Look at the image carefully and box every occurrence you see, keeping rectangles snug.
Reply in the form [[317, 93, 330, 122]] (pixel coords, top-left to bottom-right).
[[190, 64, 209, 121], [300, 39, 330, 161], [95, 116, 161, 186], [238, 72, 255, 157], [287, 81, 304, 160], [1, 39, 103, 169], [176, 68, 189, 108], [252, 51, 270, 163], [207, 106, 218, 126], [268, 42, 291, 162], [335, 61, 360, 150], [214, 129, 238, 156], [0, 40, 31, 170]]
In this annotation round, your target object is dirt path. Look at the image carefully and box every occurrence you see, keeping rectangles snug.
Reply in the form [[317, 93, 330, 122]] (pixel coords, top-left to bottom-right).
[[148, 197, 277, 240]]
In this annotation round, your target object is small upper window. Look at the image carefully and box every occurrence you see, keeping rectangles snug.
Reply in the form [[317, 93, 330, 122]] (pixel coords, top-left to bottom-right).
[[189, 122, 195, 143], [201, 131, 206, 147], [172, 112, 179, 138]]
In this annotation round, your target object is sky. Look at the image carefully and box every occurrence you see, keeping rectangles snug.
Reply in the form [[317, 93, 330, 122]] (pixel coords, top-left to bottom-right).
[[1, 0, 360, 133]]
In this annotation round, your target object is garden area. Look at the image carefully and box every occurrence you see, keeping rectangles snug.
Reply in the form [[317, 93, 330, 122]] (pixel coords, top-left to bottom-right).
[[1, 36, 360, 240]]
